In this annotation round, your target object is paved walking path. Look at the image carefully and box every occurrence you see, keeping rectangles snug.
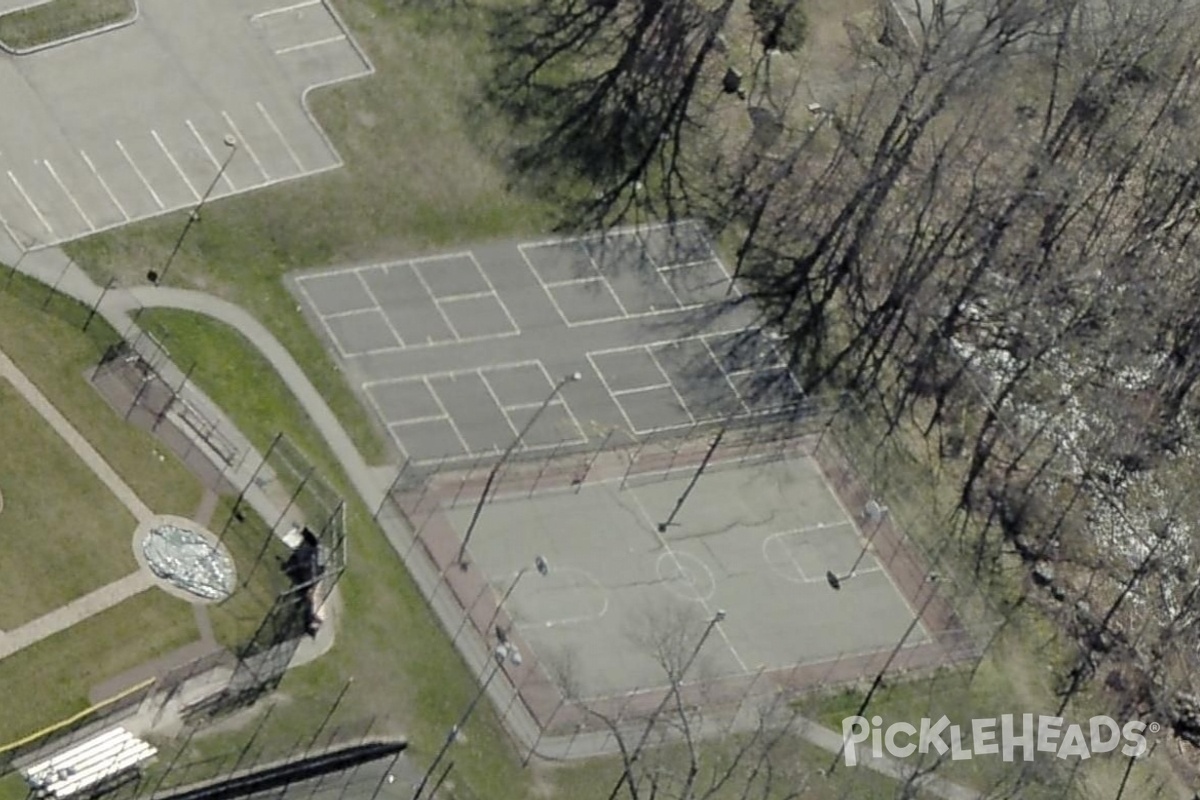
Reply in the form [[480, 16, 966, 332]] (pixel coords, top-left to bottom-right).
[[0, 572, 153, 659], [1, 244, 982, 799], [0, 349, 153, 522]]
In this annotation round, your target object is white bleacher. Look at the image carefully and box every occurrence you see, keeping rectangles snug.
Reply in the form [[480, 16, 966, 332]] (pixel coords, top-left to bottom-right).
[[22, 727, 157, 799]]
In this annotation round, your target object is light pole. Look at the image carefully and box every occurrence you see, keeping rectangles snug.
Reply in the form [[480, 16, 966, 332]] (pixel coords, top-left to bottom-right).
[[828, 574, 939, 773], [412, 643, 523, 800], [457, 372, 581, 567], [825, 499, 889, 590], [482, 555, 549, 644], [148, 135, 237, 285], [607, 610, 727, 800]]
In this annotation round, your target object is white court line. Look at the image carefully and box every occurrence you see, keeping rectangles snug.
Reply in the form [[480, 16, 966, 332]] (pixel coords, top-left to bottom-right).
[[608, 382, 674, 398], [388, 413, 450, 427], [274, 34, 346, 55], [115, 139, 165, 209], [424, 376, 472, 454], [80, 150, 129, 221], [627, 490, 749, 673], [250, 0, 319, 19], [187, 120, 237, 192], [151, 130, 200, 201], [427, 289, 492, 303], [409, 262, 462, 340], [7, 172, 52, 236], [364, 360, 544, 388], [467, 252, 520, 335], [699, 336, 752, 416], [811, 457, 932, 640], [643, 345, 697, 426], [42, 160, 94, 231], [585, 352, 639, 437], [256, 101, 304, 172], [221, 111, 269, 180], [477, 369, 520, 440], [354, 271, 406, 348], [538, 275, 604, 289], [295, 279, 353, 359]]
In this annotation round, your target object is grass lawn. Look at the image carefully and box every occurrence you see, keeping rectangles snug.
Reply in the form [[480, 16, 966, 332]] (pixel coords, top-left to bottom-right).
[[0, 274, 202, 518], [0, 377, 138, 629], [0, 588, 199, 743], [0, 0, 132, 51], [64, 1, 564, 468]]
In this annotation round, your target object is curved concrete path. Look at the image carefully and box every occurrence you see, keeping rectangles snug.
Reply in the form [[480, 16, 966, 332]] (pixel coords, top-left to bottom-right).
[[2, 246, 981, 799]]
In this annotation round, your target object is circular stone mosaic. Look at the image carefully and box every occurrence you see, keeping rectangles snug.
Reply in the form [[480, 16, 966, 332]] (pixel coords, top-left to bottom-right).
[[140, 521, 236, 601]]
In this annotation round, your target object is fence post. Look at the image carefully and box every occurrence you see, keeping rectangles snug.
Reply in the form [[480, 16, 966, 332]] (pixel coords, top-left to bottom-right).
[[620, 436, 650, 491], [530, 439, 565, 497], [575, 428, 615, 493]]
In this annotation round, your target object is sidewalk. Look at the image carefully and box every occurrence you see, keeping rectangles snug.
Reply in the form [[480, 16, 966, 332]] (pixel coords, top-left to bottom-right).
[[3, 243, 982, 799]]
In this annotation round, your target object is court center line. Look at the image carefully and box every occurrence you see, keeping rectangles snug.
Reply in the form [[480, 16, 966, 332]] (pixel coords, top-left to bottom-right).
[[520, 247, 574, 327], [424, 376, 471, 454], [256, 101, 304, 173], [80, 150, 129, 221], [7, 171, 53, 235], [354, 271, 406, 348], [627, 489, 749, 672], [220, 111, 270, 180], [609, 382, 673, 398], [531, 360, 588, 447], [477, 369, 520, 440], [467, 252, 521, 335], [389, 413, 450, 427], [186, 120, 237, 191], [643, 345, 697, 426], [274, 34, 346, 55], [151, 130, 200, 201], [699, 336, 752, 416], [408, 262, 462, 340], [42, 160, 94, 231], [295, 280, 352, 359], [585, 352, 640, 436], [116, 139, 165, 209], [250, 0, 319, 20]]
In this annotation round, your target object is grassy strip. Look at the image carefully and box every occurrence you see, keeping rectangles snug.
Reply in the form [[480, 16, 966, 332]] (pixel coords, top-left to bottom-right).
[[0, 378, 138, 628], [0, 273, 203, 517], [0, 0, 132, 51], [64, 1, 560, 468], [0, 590, 199, 743]]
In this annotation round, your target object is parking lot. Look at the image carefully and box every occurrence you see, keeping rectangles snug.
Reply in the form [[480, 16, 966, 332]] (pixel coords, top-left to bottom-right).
[[0, 0, 370, 253], [293, 222, 807, 464]]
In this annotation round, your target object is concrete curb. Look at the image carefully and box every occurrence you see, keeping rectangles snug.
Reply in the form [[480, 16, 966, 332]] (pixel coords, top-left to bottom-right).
[[0, 0, 140, 57]]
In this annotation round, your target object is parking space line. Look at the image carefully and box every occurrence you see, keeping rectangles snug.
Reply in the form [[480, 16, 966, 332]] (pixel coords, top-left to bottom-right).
[[0, 206, 20, 248], [42, 160, 94, 231], [467, 252, 520, 335], [7, 171, 53, 236], [221, 111, 269, 180], [187, 121, 236, 191], [152, 130, 200, 200], [585, 352, 639, 435], [429, 289, 492, 303], [250, 0, 319, 20], [354, 271, 405, 348], [274, 35, 346, 55], [116, 139, 165, 209], [477, 369, 520, 439], [80, 150, 129, 221], [408, 262, 462, 340], [425, 377, 472, 454], [256, 102, 304, 172]]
